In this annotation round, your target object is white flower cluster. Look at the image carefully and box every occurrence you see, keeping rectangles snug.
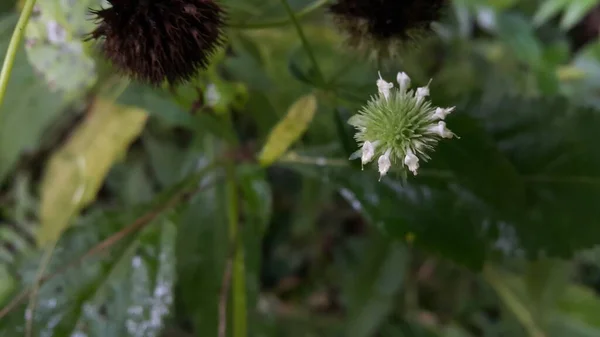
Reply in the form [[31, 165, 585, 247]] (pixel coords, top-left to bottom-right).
[[349, 71, 457, 179]]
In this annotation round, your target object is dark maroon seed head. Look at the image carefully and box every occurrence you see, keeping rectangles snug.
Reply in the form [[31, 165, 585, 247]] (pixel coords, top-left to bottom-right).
[[329, 0, 446, 43], [86, 0, 227, 86]]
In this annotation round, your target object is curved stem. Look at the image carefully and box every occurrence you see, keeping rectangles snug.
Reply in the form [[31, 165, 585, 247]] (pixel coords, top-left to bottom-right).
[[229, 0, 329, 30], [0, 0, 37, 113], [278, 0, 326, 86]]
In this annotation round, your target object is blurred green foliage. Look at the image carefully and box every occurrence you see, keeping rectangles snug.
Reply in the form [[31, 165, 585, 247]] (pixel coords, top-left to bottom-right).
[[2, 0, 600, 336]]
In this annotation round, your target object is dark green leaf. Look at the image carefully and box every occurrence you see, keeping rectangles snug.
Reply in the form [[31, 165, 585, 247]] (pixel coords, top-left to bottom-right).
[[343, 232, 409, 337], [0, 210, 177, 337]]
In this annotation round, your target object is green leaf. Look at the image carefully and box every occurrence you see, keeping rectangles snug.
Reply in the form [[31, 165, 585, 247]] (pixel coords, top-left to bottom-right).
[[557, 283, 600, 329], [39, 98, 148, 246], [533, 0, 599, 30], [258, 94, 317, 166], [174, 134, 228, 336], [142, 134, 192, 188], [0, 0, 16, 14], [237, 163, 271, 335], [117, 83, 196, 128], [24, 0, 100, 97], [433, 113, 527, 220], [344, 232, 409, 337], [464, 95, 600, 257], [496, 13, 542, 67], [483, 265, 546, 337], [560, 0, 599, 30], [281, 93, 600, 266], [237, 164, 272, 236], [485, 264, 600, 337], [105, 154, 155, 206], [0, 210, 177, 337], [0, 13, 66, 184], [525, 258, 571, 323], [0, 264, 15, 306], [565, 41, 600, 108], [533, 0, 570, 27], [284, 161, 489, 269], [0, 156, 218, 335]]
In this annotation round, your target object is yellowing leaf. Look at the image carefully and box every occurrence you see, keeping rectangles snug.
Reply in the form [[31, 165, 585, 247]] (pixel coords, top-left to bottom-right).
[[258, 94, 317, 166], [38, 98, 148, 246]]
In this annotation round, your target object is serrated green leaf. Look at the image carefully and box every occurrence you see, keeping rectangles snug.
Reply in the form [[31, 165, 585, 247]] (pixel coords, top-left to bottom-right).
[[0, 159, 218, 336], [283, 162, 489, 269], [0, 211, 176, 337], [434, 113, 527, 220], [39, 98, 148, 246], [259, 94, 317, 166], [280, 91, 600, 266], [464, 95, 600, 257]]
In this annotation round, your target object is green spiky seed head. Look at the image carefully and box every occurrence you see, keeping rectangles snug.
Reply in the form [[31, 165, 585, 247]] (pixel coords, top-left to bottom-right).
[[349, 71, 457, 179]]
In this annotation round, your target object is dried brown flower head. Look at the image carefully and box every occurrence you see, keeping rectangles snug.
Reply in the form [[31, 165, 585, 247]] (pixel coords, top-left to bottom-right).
[[86, 0, 226, 86], [329, 0, 446, 61]]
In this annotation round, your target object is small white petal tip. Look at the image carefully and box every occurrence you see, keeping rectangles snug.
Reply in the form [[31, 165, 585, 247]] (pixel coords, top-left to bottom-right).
[[396, 72, 411, 93], [428, 121, 454, 138], [361, 141, 375, 168], [432, 107, 455, 120], [415, 79, 432, 104], [378, 149, 392, 180], [377, 71, 394, 101], [404, 149, 420, 175]]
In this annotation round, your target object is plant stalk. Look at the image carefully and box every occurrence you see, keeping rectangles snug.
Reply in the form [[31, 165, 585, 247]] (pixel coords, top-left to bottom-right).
[[278, 0, 326, 86], [0, 0, 37, 113]]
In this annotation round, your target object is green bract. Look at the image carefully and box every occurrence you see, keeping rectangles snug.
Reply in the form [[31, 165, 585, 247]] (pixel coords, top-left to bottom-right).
[[348, 71, 456, 179]]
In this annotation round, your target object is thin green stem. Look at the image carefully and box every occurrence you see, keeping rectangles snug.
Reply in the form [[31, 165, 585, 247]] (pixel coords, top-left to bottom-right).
[[229, 0, 329, 30], [226, 163, 247, 337], [278, 0, 326, 86], [0, 0, 37, 112]]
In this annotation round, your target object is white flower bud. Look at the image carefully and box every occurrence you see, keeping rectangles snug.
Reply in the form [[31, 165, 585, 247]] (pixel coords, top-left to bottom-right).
[[377, 71, 394, 101], [415, 79, 432, 105], [396, 72, 411, 93], [432, 107, 454, 120], [404, 149, 420, 175], [205, 83, 220, 107], [378, 149, 392, 179], [361, 141, 376, 168], [428, 121, 454, 138]]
